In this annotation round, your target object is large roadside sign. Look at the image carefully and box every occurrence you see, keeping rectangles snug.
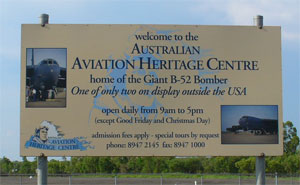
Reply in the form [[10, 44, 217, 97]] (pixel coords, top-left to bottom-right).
[[20, 24, 283, 156]]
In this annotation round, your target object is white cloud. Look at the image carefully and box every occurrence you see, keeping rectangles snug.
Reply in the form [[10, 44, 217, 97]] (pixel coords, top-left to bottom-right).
[[226, 0, 297, 25], [189, 0, 299, 42], [282, 31, 300, 42], [5, 130, 17, 137], [190, 0, 298, 24], [0, 47, 20, 62]]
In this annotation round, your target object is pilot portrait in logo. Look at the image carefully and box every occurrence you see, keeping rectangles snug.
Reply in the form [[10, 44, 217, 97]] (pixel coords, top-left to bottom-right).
[[33, 126, 49, 144], [26, 48, 67, 108]]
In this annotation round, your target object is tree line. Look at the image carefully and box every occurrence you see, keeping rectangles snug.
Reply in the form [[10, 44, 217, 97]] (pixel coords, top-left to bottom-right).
[[1, 122, 299, 174]]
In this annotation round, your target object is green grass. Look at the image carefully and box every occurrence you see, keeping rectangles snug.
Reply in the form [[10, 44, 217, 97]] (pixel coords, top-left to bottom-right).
[[72, 173, 248, 179], [68, 173, 299, 181]]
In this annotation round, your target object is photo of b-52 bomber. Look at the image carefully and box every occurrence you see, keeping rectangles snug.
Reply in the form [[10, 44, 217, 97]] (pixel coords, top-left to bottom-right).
[[226, 116, 278, 135], [221, 105, 279, 144], [26, 48, 66, 108]]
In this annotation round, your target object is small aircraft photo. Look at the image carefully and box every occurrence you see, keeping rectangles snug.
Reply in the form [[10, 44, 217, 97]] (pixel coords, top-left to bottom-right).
[[26, 48, 67, 108], [221, 105, 278, 144]]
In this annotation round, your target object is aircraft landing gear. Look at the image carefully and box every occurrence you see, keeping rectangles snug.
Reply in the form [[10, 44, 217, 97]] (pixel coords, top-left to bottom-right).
[[41, 90, 48, 101], [254, 130, 265, 135], [51, 90, 55, 99], [49, 89, 55, 99], [255, 130, 262, 135]]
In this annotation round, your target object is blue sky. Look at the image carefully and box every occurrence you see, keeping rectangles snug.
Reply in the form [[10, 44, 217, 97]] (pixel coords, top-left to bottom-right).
[[0, 0, 299, 161], [26, 48, 67, 67]]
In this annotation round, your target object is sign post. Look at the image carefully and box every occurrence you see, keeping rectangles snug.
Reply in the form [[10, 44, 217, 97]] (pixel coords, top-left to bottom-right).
[[37, 156, 47, 185], [34, 14, 50, 185], [253, 15, 266, 185], [256, 155, 266, 185]]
